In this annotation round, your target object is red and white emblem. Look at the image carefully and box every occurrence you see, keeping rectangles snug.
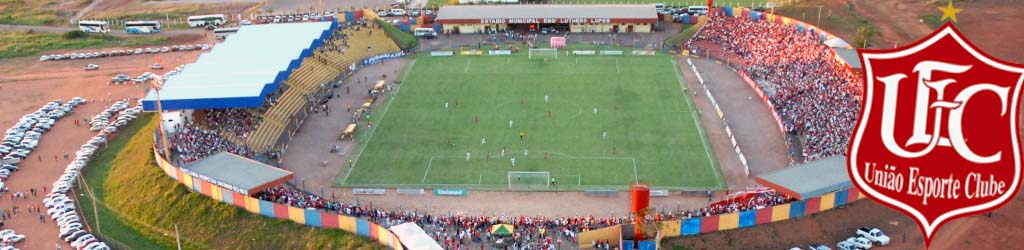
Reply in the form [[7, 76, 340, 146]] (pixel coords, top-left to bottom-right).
[[849, 23, 1024, 246]]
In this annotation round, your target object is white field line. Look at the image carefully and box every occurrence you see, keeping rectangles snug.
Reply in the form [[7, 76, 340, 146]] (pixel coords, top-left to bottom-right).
[[616, 58, 621, 73], [421, 155, 635, 186], [421, 156, 436, 184], [339, 60, 415, 184], [672, 59, 726, 189], [464, 58, 472, 73]]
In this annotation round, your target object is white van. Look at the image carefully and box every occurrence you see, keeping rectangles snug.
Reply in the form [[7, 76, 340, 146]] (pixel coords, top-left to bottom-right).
[[389, 9, 407, 16], [688, 6, 709, 16], [414, 28, 437, 39]]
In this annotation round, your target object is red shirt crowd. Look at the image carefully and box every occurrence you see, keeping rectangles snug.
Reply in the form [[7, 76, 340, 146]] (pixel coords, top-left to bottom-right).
[[689, 15, 863, 161]]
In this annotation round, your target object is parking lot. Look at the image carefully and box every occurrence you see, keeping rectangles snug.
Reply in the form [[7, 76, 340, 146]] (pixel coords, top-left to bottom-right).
[[0, 38, 204, 250]]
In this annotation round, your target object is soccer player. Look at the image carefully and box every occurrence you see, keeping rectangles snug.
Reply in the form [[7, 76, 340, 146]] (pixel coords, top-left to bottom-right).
[[501, 147, 506, 158], [511, 156, 516, 167], [603, 131, 607, 140], [593, 107, 598, 115], [466, 151, 471, 161], [509, 120, 513, 128], [519, 131, 525, 141], [524, 149, 528, 156], [545, 95, 549, 103], [445, 102, 449, 110], [481, 136, 486, 145]]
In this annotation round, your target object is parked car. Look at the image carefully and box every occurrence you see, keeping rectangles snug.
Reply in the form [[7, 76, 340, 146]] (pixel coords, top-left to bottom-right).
[[377, 10, 389, 17], [808, 243, 832, 250], [836, 241, 858, 250], [844, 237, 873, 249], [151, 63, 164, 70], [389, 9, 407, 16], [855, 227, 890, 246], [83, 64, 100, 71], [241, 19, 252, 25]]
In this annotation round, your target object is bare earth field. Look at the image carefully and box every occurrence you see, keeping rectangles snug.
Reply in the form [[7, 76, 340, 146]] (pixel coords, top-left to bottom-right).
[[0, 35, 206, 250]]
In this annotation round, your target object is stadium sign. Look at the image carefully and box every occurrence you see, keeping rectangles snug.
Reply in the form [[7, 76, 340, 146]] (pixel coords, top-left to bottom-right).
[[433, 188, 467, 196], [488, 50, 512, 55], [649, 190, 669, 197], [179, 168, 248, 195], [352, 188, 386, 195], [479, 18, 612, 24], [849, 23, 1024, 247]]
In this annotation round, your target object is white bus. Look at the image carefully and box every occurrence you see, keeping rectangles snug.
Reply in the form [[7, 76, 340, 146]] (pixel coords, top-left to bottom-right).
[[125, 20, 162, 34], [78, 20, 110, 33], [213, 27, 240, 39], [187, 14, 226, 28]]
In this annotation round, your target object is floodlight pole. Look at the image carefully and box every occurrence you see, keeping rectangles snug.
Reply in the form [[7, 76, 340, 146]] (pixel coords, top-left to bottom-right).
[[152, 76, 172, 160], [816, 5, 823, 27]]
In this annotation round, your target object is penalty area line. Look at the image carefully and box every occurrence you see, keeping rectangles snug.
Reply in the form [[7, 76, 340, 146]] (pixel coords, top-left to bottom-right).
[[464, 58, 472, 73]]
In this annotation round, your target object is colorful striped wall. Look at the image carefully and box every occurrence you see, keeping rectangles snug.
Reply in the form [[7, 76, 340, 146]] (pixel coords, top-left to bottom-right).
[[152, 146, 404, 249], [666, 188, 864, 236]]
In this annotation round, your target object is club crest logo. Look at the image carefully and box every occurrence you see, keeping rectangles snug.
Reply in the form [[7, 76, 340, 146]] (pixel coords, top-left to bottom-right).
[[849, 23, 1024, 246]]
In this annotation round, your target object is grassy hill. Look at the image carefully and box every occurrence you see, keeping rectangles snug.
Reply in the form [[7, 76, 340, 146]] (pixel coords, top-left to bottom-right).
[[78, 114, 386, 250], [0, 30, 167, 58]]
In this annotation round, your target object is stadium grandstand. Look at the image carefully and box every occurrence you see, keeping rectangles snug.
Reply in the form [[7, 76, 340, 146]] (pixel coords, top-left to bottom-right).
[[145, 20, 401, 157]]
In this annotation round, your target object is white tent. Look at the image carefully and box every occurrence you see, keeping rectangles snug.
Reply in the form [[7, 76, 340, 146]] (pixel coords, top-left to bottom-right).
[[390, 222, 444, 250], [824, 37, 851, 48]]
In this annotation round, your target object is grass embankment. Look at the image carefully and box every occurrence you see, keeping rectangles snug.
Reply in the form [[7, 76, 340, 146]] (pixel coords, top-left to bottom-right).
[[665, 22, 703, 47], [0, 30, 167, 58], [376, 19, 418, 50], [0, 0, 66, 25], [78, 114, 386, 250]]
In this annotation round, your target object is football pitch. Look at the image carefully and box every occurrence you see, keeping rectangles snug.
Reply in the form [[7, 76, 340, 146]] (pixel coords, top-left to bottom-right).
[[337, 47, 724, 191]]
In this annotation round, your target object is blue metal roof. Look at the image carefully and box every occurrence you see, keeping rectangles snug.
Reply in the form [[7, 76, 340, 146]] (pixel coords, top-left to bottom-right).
[[143, 21, 337, 111]]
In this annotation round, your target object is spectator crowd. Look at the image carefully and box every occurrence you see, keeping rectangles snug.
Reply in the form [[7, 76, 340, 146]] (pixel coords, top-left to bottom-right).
[[689, 15, 863, 161], [253, 183, 791, 250], [199, 108, 262, 141], [168, 125, 272, 165]]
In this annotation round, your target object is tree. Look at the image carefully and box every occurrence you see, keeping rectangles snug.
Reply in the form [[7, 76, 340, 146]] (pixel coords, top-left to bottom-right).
[[854, 24, 876, 48]]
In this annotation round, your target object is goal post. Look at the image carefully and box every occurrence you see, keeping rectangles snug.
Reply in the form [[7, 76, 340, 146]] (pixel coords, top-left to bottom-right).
[[528, 48, 558, 60], [508, 171, 551, 191]]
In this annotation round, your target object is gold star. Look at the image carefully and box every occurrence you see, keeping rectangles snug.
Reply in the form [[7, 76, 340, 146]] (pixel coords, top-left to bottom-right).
[[938, 0, 963, 23]]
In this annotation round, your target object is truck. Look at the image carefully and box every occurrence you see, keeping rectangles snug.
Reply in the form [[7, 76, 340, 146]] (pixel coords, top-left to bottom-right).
[[856, 227, 891, 246], [844, 237, 873, 249]]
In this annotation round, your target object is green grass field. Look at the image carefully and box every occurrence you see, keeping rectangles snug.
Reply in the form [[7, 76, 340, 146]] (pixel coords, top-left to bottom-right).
[[337, 46, 723, 191]]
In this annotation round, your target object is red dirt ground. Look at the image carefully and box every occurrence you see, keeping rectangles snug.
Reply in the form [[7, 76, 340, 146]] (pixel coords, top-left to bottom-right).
[[661, 2, 1024, 249], [0, 35, 206, 250]]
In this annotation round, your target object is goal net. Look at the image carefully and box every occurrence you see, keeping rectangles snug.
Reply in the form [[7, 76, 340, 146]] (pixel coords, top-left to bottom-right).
[[528, 48, 558, 60], [508, 171, 551, 191]]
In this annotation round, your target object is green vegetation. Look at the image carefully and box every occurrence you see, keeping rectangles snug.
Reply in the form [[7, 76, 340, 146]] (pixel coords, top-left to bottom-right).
[[376, 19, 419, 50], [339, 46, 723, 191], [920, 14, 943, 29], [665, 23, 702, 47], [78, 114, 386, 250], [853, 24, 877, 48], [0, 0, 66, 25], [0, 30, 167, 58]]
